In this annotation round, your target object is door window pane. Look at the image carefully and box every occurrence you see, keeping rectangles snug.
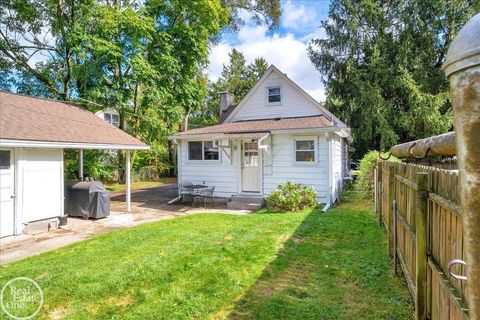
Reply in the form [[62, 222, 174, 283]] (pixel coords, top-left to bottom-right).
[[244, 151, 258, 166], [188, 142, 202, 160], [0, 150, 10, 169], [203, 141, 219, 160]]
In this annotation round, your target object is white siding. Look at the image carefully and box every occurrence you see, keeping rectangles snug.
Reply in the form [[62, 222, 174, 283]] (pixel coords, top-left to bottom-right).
[[177, 133, 332, 202], [263, 133, 330, 203], [178, 139, 239, 197], [229, 72, 322, 122], [19, 148, 64, 223]]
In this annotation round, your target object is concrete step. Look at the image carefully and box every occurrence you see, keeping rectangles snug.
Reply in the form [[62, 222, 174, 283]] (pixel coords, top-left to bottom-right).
[[227, 201, 262, 211], [230, 195, 264, 204], [23, 218, 59, 235]]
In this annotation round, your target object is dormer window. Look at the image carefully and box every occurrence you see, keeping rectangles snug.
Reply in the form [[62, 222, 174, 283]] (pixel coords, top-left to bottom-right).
[[267, 87, 281, 103], [104, 113, 120, 127]]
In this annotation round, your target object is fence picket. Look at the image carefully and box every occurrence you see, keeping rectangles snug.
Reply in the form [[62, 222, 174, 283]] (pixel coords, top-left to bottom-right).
[[375, 161, 468, 320]]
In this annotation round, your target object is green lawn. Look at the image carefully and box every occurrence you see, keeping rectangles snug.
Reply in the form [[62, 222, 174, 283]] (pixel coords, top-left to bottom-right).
[[104, 178, 176, 192], [0, 197, 413, 319]]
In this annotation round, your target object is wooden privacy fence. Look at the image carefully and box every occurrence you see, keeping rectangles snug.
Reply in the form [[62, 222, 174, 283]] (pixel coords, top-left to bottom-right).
[[375, 160, 468, 320]]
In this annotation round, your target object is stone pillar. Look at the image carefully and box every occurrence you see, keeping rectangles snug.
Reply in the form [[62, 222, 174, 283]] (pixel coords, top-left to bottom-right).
[[443, 13, 480, 320]]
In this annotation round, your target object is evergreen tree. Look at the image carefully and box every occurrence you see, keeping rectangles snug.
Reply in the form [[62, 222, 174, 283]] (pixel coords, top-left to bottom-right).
[[190, 49, 268, 128], [308, 0, 480, 158]]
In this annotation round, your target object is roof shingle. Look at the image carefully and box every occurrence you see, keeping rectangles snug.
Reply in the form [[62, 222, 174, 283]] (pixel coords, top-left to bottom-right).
[[172, 115, 335, 138], [0, 91, 147, 148]]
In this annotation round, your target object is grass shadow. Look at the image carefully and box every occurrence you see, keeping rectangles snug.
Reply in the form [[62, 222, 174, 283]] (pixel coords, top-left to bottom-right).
[[223, 202, 414, 320]]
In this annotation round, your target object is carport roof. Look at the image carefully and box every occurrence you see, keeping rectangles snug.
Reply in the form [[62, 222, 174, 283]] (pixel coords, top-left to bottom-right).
[[0, 91, 148, 150]]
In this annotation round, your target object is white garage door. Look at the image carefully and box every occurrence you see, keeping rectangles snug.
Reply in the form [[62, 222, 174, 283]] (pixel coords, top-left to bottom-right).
[[0, 149, 15, 238]]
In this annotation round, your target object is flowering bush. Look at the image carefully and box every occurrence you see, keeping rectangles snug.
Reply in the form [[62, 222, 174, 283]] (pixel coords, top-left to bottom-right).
[[265, 182, 318, 211]]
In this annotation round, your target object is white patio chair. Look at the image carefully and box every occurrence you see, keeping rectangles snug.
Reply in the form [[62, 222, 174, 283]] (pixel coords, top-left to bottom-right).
[[179, 181, 193, 202], [192, 186, 215, 208]]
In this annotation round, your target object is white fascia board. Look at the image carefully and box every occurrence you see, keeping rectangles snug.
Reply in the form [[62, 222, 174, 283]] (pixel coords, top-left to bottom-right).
[[334, 129, 352, 141], [270, 127, 344, 135], [0, 139, 149, 150], [169, 134, 220, 141], [170, 127, 344, 140]]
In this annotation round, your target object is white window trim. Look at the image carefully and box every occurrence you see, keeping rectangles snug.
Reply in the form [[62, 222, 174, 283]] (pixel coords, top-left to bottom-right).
[[104, 112, 120, 127], [187, 140, 220, 163], [293, 136, 318, 165], [266, 85, 282, 105]]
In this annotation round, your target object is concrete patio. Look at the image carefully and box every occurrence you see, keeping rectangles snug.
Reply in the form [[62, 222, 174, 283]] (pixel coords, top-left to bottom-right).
[[0, 182, 250, 265]]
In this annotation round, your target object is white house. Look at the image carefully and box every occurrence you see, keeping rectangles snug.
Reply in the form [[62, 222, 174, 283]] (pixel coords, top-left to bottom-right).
[[170, 65, 351, 208], [0, 92, 148, 238]]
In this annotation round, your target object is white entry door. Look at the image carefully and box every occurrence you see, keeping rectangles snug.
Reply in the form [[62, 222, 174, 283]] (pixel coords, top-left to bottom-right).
[[241, 140, 261, 192], [0, 149, 15, 237]]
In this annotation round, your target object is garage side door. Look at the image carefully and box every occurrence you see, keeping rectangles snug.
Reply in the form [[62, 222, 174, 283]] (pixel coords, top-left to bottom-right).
[[22, 149, 63, 223], [0, 149, 15, 237]]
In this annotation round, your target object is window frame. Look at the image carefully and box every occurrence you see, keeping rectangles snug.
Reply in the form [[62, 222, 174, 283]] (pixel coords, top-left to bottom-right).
[[104, 112, 120, 127], [293, 136, 317, 165], [266, 86, 282, 105], [187, 140, 220, 162], [111, 114, 120, 127]]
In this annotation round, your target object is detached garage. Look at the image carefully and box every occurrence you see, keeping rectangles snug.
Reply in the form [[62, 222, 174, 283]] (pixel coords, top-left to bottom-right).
[[0, 92, 148, 238]]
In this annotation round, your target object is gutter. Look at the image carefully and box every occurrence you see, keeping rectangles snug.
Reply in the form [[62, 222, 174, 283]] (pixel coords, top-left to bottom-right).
[[170, 126, 350, 140]]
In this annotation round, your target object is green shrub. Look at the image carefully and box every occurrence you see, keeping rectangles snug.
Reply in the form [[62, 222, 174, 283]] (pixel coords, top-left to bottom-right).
[[355, 151, 398, 198], [265, 182, 318, 211]]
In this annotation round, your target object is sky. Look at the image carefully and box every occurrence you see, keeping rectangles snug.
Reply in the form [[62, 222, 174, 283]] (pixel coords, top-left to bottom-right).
[[207, 0, 331, 102]]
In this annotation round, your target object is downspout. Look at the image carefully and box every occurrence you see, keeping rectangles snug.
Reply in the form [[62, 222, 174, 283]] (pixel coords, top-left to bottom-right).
[[323, 134, 333, 212], [443, 13, 480, 320]]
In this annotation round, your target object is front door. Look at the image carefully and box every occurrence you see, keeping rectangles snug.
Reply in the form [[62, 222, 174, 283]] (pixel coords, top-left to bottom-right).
[[0, 149, 15, 237], [241, 140, 261, 192]]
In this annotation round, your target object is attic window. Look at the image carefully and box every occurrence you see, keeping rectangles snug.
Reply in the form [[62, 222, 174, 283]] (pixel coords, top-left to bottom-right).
[[104, 113, 120, 127], [267, 87, 281, 103]]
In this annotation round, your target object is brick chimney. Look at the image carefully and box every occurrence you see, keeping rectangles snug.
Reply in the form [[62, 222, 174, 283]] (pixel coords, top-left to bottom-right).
[[219, 91, 234, 116]]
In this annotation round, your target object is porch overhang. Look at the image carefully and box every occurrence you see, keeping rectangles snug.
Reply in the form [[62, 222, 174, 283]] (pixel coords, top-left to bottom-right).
[[170, 131, 270, 141]]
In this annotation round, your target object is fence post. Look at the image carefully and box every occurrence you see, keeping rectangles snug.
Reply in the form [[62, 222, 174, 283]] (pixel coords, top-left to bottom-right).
[[415, 172, 428, 320], [377, 161, 383, 226], [374, 165, 377, 214], [393, 199, 398, 275], [387, 164, 395, 256]]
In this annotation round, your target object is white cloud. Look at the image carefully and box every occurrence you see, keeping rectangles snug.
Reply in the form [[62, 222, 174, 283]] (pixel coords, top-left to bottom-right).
[[207, 26, 326, 102], [282, 0, 317, 31]]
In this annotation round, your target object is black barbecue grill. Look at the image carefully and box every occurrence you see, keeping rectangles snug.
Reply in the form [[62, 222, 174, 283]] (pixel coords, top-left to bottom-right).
[[66, 181, 110, 219]]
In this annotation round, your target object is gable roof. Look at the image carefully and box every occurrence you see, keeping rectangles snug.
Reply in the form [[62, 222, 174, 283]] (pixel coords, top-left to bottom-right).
[[171, 115, 337, 139], [0, 91, 148, 150], [219, 104, 237, 123], [223, 65, 348, 128]]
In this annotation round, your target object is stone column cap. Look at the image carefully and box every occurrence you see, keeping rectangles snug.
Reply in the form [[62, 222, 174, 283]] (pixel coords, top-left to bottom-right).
[[443, 13, 480, 77]]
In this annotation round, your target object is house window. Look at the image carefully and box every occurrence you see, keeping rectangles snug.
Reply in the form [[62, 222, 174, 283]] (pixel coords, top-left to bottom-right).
[[0, 150, 10, 169], [267, 87, 281, 103], [295, 139, 316, 162], [188, 141, 219, 161], [104, 113, 120, 127]]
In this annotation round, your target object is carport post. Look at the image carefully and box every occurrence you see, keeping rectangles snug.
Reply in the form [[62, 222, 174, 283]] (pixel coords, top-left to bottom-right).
[[126, 150, 131, 212], [79, 149, 84, 180]]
